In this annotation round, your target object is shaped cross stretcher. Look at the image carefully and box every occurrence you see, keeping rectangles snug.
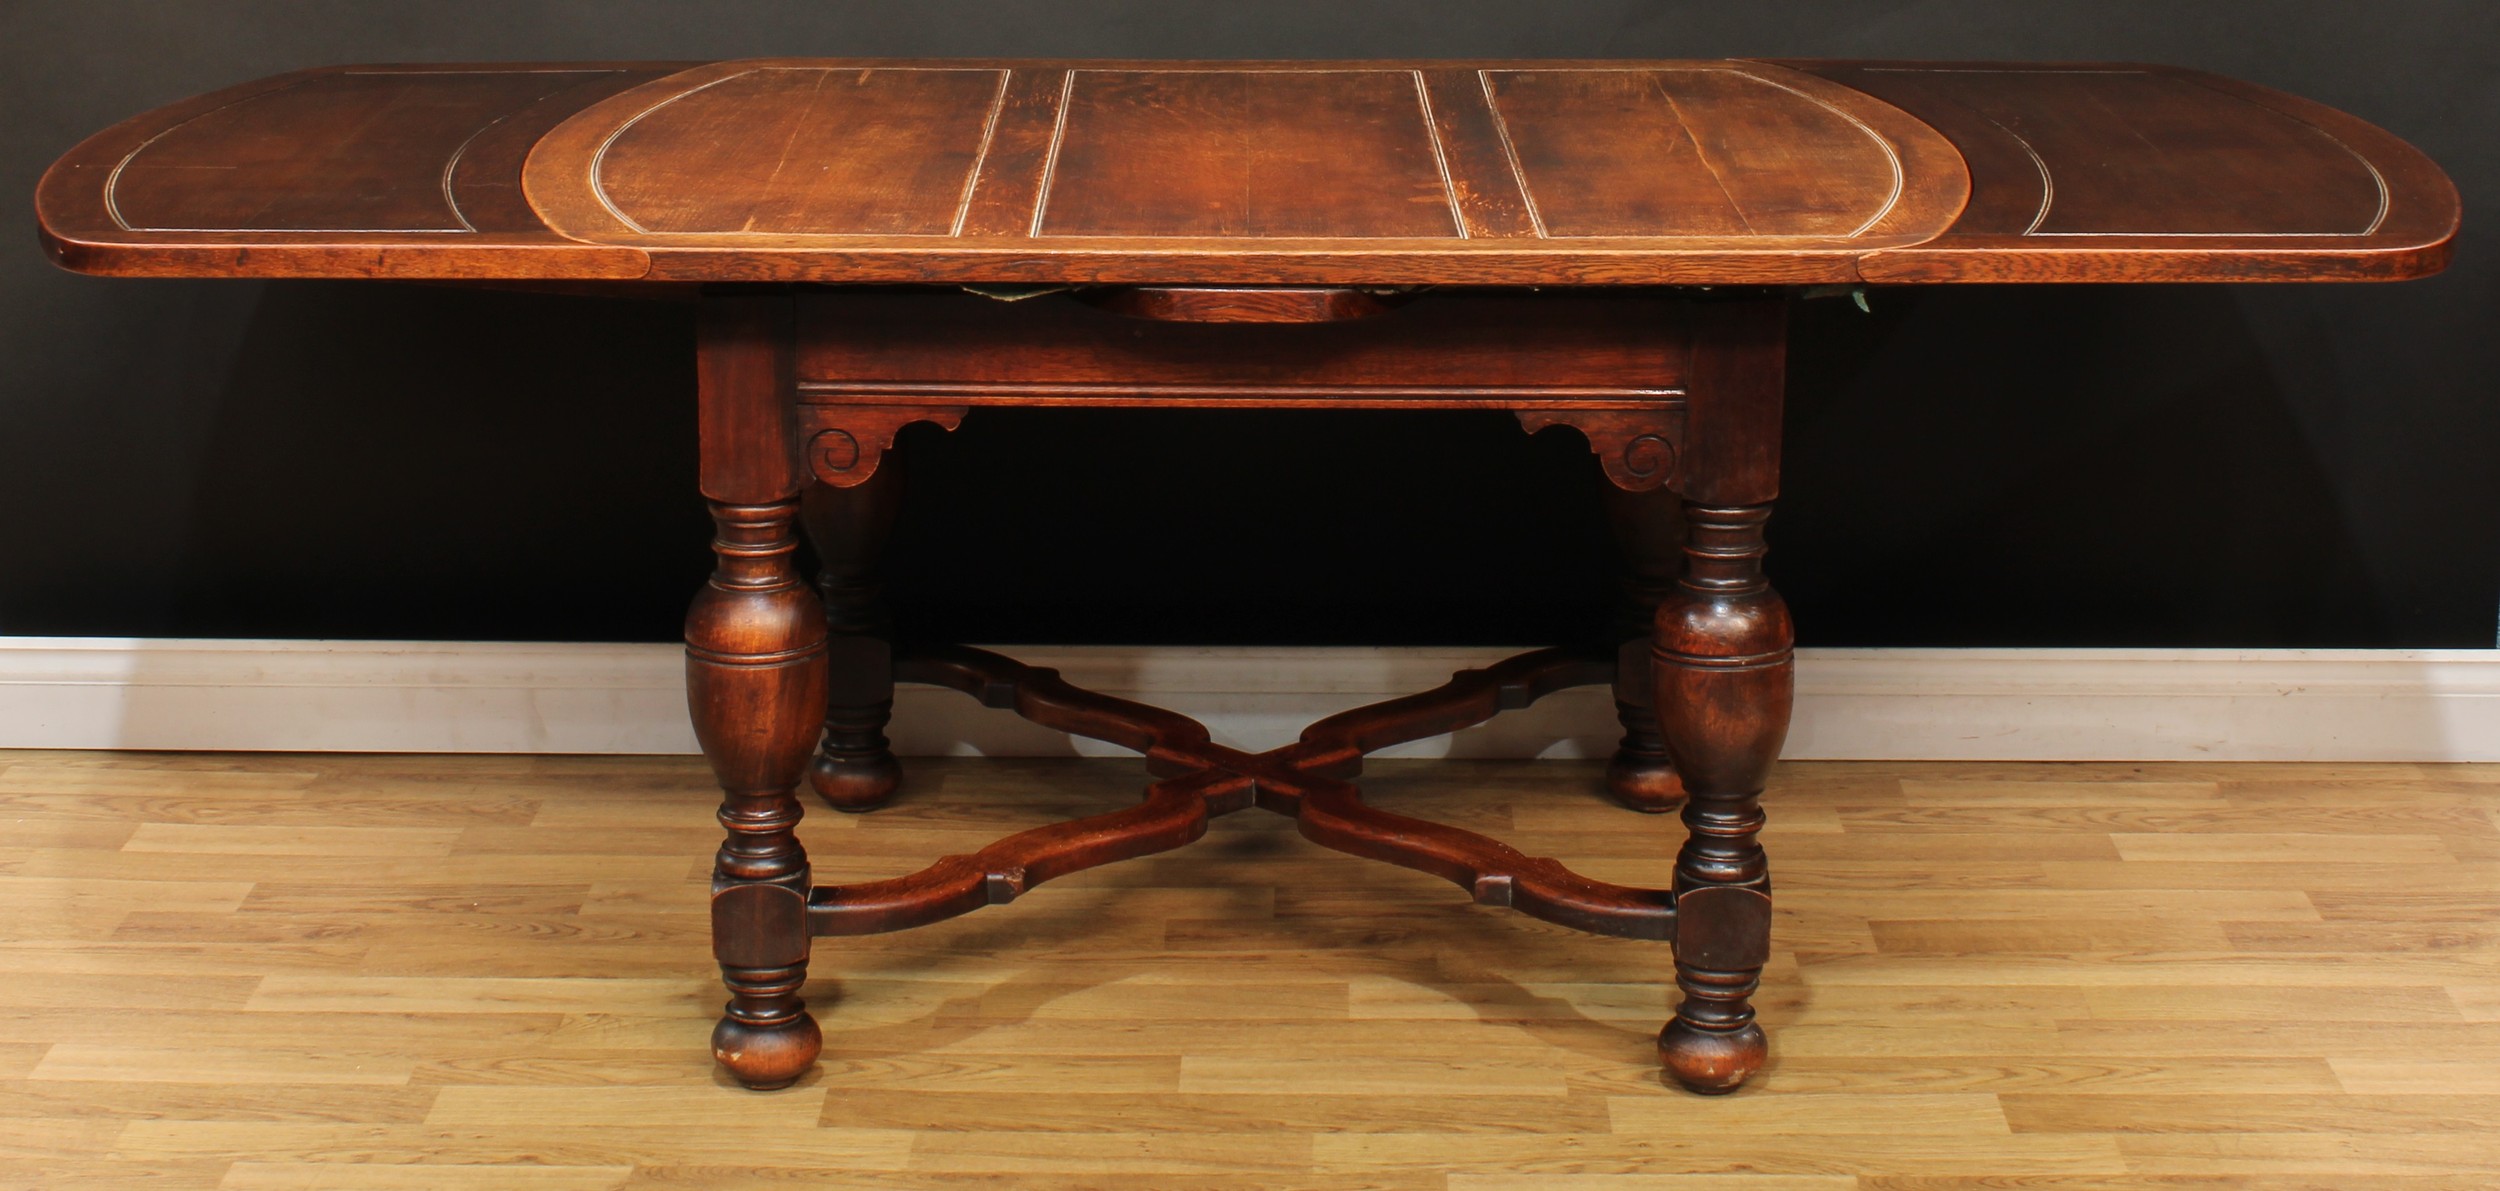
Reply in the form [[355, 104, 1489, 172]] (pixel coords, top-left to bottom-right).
[[808, 644, 1684, 940]]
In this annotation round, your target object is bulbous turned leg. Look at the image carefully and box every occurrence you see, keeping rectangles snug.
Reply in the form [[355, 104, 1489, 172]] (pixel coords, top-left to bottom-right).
[[690, 499, 830, 1090], [802, 466, 904, 812], [811, 705, 901, 811], [712, 962, 821, 1090], [1652, 503, 1791, 1094], [1608, 648, 1685, 812], [1658, 963, 1766, 1095], [1603, 484, 1687, 811]]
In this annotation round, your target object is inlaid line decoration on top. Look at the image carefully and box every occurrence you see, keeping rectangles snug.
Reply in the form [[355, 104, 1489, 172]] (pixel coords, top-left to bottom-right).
[[949, 70, 1016, 237], [437, 132, 484, 232], [1869, 67, 2390, 239], [437, 73, 625, 236], [2013, 124, 2057, 236], [590, 66, 1013, 238], [1737, 68, 1904, 238], [2029, 69, 2391, 238], [439, 71, 631, 235], [588, 70, 750, 235], [108, 69, 620, 235], [2177, 71, 2393, 236], [104, 86, 291, 232], [60, 57, 2447, 275], [109, 69, 617, 234], [1476, 70, 1548, 239], [1026, 70, 1078, 238], [1476, 67, 1906, 240], [1410, 71, 1469, 240]]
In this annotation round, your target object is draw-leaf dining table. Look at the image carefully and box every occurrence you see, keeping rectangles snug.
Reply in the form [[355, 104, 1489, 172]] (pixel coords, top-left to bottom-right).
[[39, 58, 2457, 1094]]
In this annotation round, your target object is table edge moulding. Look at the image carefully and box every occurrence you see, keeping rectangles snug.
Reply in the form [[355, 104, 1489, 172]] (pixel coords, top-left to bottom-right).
[[35, 56, 2461, 1095]]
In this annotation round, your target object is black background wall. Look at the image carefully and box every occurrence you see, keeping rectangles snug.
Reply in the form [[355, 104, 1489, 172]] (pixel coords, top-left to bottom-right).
[[4, 2, 2494, 648]]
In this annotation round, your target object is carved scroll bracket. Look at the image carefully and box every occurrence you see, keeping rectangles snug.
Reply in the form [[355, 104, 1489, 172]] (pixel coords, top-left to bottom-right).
[[796, 403, 968, 488], [1518, 406, 1689, 493]]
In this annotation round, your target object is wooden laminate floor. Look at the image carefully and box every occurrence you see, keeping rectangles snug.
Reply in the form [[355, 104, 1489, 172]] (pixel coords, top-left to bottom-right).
[[2, 750, 2497, 1189]]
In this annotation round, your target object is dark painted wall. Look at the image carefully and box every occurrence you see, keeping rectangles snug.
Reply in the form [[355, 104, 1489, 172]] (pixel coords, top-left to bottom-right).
[[4, 2, 2494, 647]]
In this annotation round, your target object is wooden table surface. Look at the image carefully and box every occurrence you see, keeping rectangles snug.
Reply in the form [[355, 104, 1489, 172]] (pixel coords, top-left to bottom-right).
[[37, 58, 2459, 286]]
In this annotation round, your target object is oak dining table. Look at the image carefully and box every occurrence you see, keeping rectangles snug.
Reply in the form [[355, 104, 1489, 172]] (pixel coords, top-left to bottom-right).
[[38, 57, 2458, 1095]]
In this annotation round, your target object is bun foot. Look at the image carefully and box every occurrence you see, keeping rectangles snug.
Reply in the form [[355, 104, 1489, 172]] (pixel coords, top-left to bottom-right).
[[713, 1005, 822, 1090], [809, 752, 901, 813], [1658, 1019, 1765, 1094], [1605, 749, 1685, 813]]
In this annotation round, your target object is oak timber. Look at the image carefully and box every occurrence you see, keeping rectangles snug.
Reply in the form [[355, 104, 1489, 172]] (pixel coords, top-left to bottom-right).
[[37, 59, 2456, 284]]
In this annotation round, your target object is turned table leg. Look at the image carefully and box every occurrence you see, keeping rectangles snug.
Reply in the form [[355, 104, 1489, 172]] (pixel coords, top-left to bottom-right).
[[690, 499, 828, 1089], [1603, 484, 1687, 811], [1652, 502, 1791, 1093], [803, 458, 905, 812], [692, 293, 828, 1090]]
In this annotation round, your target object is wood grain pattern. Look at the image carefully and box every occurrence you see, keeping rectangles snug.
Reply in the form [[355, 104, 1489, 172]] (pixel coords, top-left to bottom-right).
[[1036, 69, 1460, 238], [3, 750, 2494, 1188], [1416, 69, 1541, 238], [42, 56, 2456, 285], [34, 64, 674, 280], [951, 69, 1078, 239], [524, 58, 1958, 258], [1479, 67, 1901, 238], [106, 69, 634, 233], [782, 286, 1711, 490], [689, 295, 828, 1090], [1828, 67, 2383, 236], [520, 58, 1966, 285], [1787, 60, 2462, 283], [596, 66, 1011, 236]]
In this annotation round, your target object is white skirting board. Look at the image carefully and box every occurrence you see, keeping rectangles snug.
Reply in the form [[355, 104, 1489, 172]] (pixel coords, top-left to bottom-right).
[[0, 637, 2496, 762]]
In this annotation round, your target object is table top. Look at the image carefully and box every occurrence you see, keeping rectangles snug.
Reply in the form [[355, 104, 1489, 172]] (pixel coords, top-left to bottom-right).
[[37, 58, 2458, 287]]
